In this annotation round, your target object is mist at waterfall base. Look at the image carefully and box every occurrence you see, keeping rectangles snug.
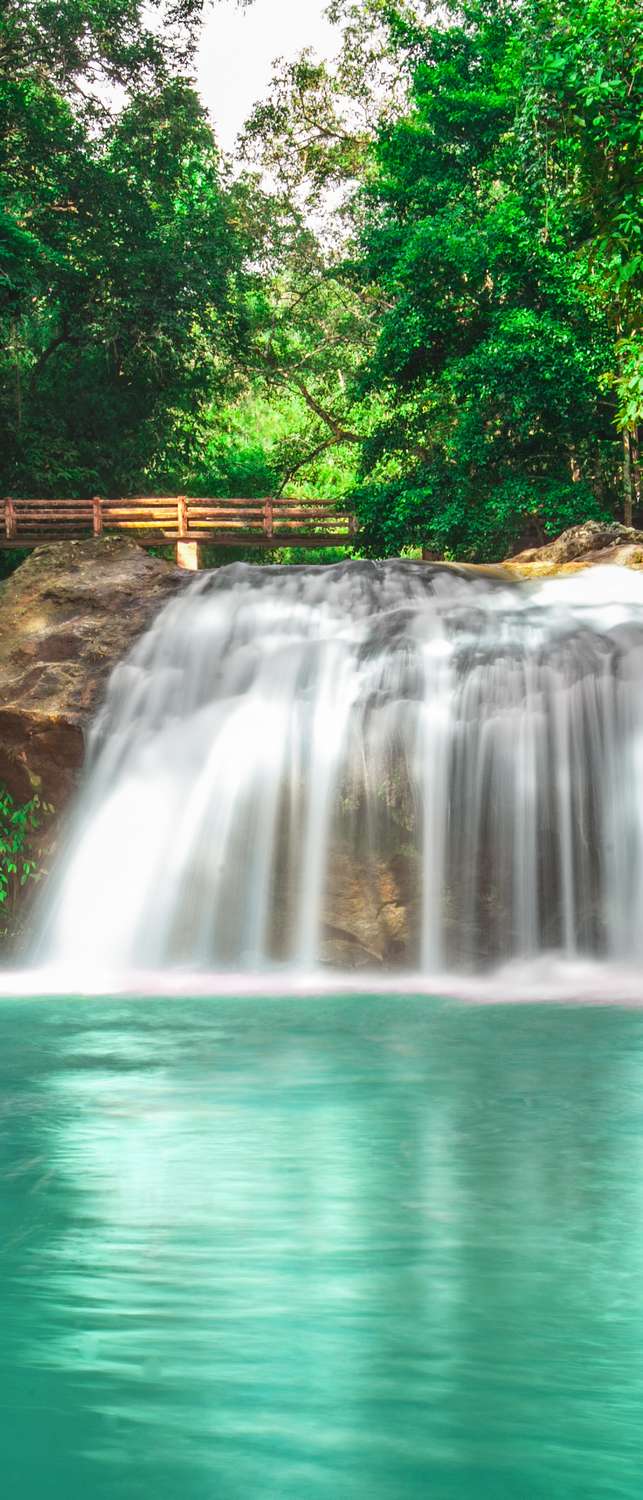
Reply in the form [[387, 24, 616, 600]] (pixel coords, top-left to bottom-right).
[[18, 558, 643, 998]]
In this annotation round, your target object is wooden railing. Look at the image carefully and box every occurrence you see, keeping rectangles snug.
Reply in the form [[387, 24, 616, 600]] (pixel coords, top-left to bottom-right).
[[0, 495, 357, 550]]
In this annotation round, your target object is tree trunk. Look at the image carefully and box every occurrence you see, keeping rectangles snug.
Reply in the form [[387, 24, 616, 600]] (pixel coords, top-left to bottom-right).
[[631, 427, 641, 518], [12, 322, 22, 433], [623, 429, 633, 527]]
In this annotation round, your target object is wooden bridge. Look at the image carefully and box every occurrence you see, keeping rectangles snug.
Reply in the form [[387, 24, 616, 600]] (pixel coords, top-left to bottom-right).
[[0, 495, 357, 569]]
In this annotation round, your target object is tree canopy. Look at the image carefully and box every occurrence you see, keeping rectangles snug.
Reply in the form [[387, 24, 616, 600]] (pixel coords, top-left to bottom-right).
[[1, 0, 641, 559]]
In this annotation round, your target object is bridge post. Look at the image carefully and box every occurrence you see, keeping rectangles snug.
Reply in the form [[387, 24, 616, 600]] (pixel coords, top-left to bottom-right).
[[92, 496, 103, 536], [176, 542, 201, 570], [176, 495, 200, 571], [5, 497, 16, 541], [263, 497, 274, 542]]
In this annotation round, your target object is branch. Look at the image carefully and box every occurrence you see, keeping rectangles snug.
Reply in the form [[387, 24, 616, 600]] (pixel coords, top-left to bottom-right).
[[277, 432, 358, 493], [245, 344, 363, 443], [29, 321, 80, 391], [288, 373, 362, 442]]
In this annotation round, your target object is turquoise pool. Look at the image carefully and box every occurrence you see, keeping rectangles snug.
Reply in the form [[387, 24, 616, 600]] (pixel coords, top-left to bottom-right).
[[1, 995, 642, 1498]]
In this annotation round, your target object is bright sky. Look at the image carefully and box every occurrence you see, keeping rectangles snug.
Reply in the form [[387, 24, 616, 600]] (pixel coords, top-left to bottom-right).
[[197, 0, 341, 154]]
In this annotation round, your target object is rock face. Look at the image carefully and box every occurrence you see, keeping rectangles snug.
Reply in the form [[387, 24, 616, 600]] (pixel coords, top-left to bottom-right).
[[505, 521, 643, 578], [320, 851, 415, 968], [0, 537, 182, 813], [2, 523, 641, 963]]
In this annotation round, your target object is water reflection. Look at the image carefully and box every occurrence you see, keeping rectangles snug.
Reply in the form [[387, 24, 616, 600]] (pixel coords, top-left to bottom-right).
[[1, 997, 643, 1498]]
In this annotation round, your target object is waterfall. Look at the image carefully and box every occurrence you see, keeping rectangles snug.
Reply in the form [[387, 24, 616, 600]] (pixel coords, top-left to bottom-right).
[[31, 559, 643, 980]]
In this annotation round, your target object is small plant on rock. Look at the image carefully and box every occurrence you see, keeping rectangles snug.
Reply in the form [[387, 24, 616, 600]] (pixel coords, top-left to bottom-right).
[[0, 789, 45, 937]]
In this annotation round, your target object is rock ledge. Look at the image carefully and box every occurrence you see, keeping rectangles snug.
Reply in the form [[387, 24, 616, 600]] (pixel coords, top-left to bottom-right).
[[505, 521, 643, 578], [0, 538, 182, 809]]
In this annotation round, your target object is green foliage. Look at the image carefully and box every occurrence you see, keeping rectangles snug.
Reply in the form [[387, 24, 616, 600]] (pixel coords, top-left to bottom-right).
[[1, 0, 641, 563], [1, 2, 250, 501], [1, 0, 208, 105], [521, 0, 643, 448], [0, 548, 30, 581], [355, 469, 607, 563], [0, 790, 43, 923], [1, 84, 248, 497], [351, 0, 638, 556], [240, 0, 414, 209]]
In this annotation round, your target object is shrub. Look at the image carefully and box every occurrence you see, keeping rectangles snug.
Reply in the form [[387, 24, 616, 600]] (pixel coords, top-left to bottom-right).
[[0, 789, 45, 938]]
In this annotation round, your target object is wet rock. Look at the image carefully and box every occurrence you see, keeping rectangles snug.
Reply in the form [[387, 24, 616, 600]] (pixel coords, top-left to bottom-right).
[[0, 538, 183, 808], [505, 521, 643, 578], [320, 848, 421, 967], [319, 931, 381, 969]]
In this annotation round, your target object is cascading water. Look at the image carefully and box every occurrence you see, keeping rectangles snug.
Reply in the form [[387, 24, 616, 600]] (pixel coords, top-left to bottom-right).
[[29, 559, 643, 984]]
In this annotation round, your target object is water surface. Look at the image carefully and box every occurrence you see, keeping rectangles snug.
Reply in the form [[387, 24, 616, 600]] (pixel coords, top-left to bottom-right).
[[1, 995, 643, 1497]]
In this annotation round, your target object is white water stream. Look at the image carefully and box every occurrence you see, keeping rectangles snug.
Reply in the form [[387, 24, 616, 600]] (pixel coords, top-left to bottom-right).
[[24, 560, 643, 990]]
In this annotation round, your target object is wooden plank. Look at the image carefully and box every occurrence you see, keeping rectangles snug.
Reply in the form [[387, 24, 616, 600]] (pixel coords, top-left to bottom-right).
[[188, 499, 340, 510], [12, 504, 93, 510], [101, 516, 351, 528], [0, 536, 87, 546], [0, 534, 355, 550], [102, 521, 283, 533], [272, 511, 351, 522], [13, 511, 93, 521], [158, 501, 260, 512], [114, 531, 350, 546], [92, 521, 181, 532], [7, 494, 347, 506], [188, 517, 344, 526], [179, 520, 265, 532], [186, 506, 265, 518], [10, 534, 178, 545], [101, 507, 179, 519], [183, 532, 353, 547]]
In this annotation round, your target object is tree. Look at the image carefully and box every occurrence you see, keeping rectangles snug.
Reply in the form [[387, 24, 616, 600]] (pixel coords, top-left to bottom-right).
[[351, 0, 626, 558], [1, 0, 209, 107], [521, 0, 643, 522], [240, 0, 415, 222], [3, 0, 640, 562], [0, 3, 249, 498]]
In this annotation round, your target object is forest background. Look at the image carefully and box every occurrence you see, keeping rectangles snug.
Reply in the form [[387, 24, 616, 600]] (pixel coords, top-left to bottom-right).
[[2, 0, 642, 571]]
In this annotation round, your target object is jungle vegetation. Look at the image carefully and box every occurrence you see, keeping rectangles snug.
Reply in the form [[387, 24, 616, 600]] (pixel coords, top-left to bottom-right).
[[1, 0, 642, 562]]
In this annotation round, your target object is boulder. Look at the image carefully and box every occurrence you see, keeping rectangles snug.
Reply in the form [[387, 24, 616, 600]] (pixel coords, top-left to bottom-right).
[[505, 521, 643, 578], [0, 538, 182, 808]]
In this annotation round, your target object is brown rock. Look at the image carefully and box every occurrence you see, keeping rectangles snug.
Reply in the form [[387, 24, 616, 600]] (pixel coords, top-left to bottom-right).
[[0, 537, 183, 808], [321, 849, 419, 966], [504, 521, 643, 579]]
